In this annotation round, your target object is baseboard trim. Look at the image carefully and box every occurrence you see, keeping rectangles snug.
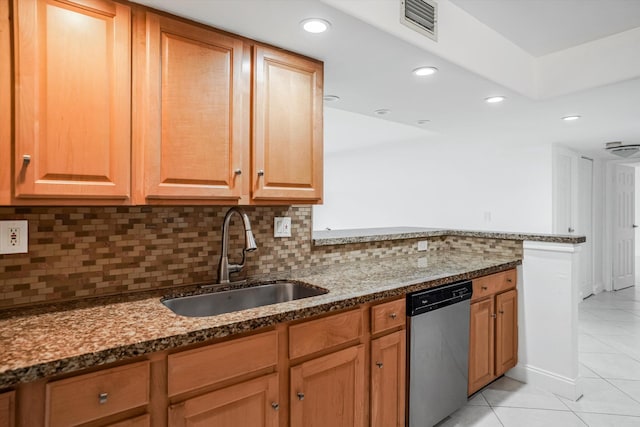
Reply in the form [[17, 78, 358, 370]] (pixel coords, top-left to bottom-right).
[[506, 364, 583, 401]]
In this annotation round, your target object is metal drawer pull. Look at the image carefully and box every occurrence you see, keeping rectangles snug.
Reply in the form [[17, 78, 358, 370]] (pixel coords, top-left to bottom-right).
[[297, 392, 305, 401], [271, 402, 279, 411], [234, 169, 242, 175], [490, 313, 497, 318], [376, 362, 384, 368], [481, 286, 488, 290], [389, 312, 397, 319], [258, 170, 265, 177], [506, 278, 513, 283], [23, 154, 31, 164], [499, 310, 504, 314], [98, 392, 108, 404]]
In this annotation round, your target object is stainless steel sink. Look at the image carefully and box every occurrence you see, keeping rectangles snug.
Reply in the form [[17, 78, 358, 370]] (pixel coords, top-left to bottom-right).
[[162, 281, 329, 317]]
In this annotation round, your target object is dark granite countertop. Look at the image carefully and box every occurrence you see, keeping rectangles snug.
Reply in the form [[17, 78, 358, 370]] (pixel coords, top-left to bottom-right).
[[0, 250, 520, 389], [312, 227, 586, 246]]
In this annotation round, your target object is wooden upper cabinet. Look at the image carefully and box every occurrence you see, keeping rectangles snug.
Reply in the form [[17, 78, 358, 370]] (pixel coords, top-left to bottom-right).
[[13, 0, 131, 201], [252, 46, 323, 203], [133, 12, 248, 203]]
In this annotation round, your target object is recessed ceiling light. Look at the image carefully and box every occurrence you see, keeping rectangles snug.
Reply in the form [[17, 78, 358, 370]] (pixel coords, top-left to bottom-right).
[[374, 109, 391, 115], [562, 115, 581, 121], [412, 67, 438, 77], [485, 96, 506, 104], [323, 95, 340, 102], [417, 119, 431, 125], [300, 18, 331, 33]]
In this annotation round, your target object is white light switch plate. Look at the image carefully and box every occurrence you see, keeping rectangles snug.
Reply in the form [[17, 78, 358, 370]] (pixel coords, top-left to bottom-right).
[[0, 220, 28, 254], [274, 217, 292, 238]]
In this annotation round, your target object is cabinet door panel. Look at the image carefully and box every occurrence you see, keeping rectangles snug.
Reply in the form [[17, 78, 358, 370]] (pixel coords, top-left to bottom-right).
[[468, 298, 495, 395], [0, 391, 15, 427], [495, 289, 518, 376], [290, 345, 365, 427], [14, 0, 131, 200], [371, 331, 405, 427], [253, 46, 323, 202], [136, 13, 245, 202], [168, 374, 278, 427]]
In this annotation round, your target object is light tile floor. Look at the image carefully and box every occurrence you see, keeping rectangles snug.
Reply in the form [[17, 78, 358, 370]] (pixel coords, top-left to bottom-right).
[[438, 285, 640, 427]]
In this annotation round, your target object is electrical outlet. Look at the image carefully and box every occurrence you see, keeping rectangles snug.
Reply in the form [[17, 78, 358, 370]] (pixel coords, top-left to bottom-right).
[[274, 217, 292, 238], [0, 220, 28, 254], [417, 240, 429, 252]]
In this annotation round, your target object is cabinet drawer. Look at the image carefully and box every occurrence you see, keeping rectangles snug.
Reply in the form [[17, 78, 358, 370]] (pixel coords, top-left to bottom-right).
[[371, 298, 406, 335], [46, 361, 150, 427], [168, 330, 278, 397], [289, 309, 362, 359], [472, 269, 517, 301]]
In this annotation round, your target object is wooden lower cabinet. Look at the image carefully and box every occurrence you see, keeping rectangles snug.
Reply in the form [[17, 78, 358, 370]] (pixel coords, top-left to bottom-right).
[[495, 289, 518, 376], [168, 374, 279, 427], [107, 414, 150, 427], [371, 331, 406, 427], [45, 361, 150, 427], [0, 390, 15, 427], [468, 298, 495, 394], [468, 269, 518, 395], [290, 345, 366, 427]]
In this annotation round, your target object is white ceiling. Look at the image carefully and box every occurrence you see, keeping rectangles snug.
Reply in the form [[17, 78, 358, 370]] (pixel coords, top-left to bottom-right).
[[132, 0, 640, 158], [451, 0, 640, 57]]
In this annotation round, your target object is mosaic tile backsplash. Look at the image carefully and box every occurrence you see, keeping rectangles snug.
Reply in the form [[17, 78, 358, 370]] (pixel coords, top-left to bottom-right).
[[0, 206, 522, 308]]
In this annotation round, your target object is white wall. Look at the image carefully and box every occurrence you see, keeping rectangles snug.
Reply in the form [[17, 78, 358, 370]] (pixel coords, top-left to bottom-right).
[[313, 137, 554, 232]]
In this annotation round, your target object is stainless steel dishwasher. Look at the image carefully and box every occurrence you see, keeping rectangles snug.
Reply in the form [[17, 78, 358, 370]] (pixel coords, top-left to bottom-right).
[[407, 280, 473, 427]]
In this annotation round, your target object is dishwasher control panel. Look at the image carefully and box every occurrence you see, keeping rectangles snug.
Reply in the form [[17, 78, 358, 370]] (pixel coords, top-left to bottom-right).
[[407, 280, 472, 316]]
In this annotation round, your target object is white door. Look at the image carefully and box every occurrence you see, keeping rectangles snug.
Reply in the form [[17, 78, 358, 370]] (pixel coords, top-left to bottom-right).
[[578, 158, 594, 298], [613, 164, 635, 290], [555, 153, 574, 234]]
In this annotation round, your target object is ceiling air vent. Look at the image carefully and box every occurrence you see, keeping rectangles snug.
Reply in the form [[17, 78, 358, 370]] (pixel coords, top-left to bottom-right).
[[605, 141, 640, 158], [401, 0, 438, 41]]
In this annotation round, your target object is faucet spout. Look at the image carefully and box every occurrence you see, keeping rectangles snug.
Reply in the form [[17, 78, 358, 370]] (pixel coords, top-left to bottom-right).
[[217, 207, 257, 284]]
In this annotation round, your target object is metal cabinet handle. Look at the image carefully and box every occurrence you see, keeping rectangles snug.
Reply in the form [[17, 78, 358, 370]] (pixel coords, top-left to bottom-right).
[[498, 310, 504, 314], [481, 286, 488, 290], [234, 169, 242, 175], [98, 392, 108, 404], [506, 278, 513, 283], [389, 312, 397, 319], [490, 313, 497, 318], [271, 402, 279, 411], [297, 392, 305, 401], [376, 362, 384, 368], [22, 155, 31, 164], [568, 227, 575, 233], [258, 170, 265, 177]]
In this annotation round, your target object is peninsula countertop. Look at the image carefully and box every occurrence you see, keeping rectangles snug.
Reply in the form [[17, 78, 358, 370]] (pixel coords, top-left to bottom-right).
[[0, 250, 520, 389], [312, 227, 586, 246]]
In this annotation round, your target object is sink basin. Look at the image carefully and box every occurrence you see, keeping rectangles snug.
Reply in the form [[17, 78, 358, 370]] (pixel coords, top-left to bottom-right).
[[162, 281, 329, 317]]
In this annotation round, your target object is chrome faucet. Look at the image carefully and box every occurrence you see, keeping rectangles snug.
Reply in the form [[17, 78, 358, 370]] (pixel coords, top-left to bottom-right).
[[217, 207, 258, 284]]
